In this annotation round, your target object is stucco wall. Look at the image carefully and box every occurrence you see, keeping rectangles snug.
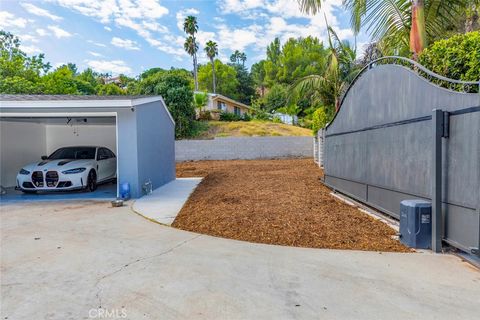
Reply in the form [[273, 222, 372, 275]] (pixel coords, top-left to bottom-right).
[[135, 100, 175, 194], [175, 136, 313, 161], [0, 120, 46, 187], [46, 124, 116, 154]]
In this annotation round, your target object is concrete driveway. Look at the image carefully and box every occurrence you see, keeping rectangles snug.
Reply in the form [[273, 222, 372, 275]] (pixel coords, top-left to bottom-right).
[[1, 201, 479, 320]]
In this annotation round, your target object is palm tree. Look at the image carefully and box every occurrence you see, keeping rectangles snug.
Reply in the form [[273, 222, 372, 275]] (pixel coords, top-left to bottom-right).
[[204, 40, 218, 93], [230, 50, 240, 63], [239, 52, 247, 67], [410, 0, 427, 58], [290, 26, 360, 112], [183, 15, 199, 90], [465, 0, 480, 32], [194, 92, 208, 114], [298, 0, 465, 57], [184, 36, 198, 90]]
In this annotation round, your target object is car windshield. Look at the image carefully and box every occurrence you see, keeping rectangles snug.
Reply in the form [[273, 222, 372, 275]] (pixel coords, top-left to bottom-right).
[[48, 147, 96, 160]]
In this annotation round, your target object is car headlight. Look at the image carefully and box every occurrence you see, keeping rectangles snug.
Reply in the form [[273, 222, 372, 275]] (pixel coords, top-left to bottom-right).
[[19, 168, 30, 175], [62, 168, 86, 174]]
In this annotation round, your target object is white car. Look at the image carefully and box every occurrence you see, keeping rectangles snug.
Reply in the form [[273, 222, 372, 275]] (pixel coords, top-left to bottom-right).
[[16, 146, 116, 193]]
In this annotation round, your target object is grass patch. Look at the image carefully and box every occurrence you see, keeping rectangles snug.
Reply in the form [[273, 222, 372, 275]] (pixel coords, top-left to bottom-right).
[[188, 120, 312, 139]]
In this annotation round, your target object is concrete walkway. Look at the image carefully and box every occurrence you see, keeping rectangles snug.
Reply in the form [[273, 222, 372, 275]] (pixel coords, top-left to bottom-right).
[[1, 201, 479, 320], [132, 178, 202, 225]]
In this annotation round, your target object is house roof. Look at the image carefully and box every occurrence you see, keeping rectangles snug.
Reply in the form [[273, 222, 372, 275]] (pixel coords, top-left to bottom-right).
[[211, 94, 251, 109], [194, 92, 250, 109]]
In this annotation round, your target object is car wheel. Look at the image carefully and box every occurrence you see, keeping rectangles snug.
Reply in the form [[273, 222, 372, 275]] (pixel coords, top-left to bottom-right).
[[86, 170, 97, 192]]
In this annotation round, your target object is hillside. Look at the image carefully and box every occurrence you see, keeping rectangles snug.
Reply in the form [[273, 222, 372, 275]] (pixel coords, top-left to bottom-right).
[[193, 120, 312, 139]]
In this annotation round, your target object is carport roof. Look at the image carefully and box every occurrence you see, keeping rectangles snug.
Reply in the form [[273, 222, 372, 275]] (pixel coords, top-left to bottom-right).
[[0, 95, 175, 124], [0, 94, 165, 108], [1, 94, 157, 102], [0, 94, 156, 101]]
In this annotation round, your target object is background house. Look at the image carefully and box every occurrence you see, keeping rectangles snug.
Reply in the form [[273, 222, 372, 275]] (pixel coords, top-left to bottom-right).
[[200, 93, 250, 118]]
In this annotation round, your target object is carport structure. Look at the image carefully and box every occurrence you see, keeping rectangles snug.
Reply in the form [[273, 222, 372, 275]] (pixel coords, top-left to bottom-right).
[[0, 95, 175, 199]]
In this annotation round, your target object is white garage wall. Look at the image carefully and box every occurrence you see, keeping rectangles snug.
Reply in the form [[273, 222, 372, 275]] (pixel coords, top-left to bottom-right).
[[0, 121, 117, 188], [0, 121, 46, 187], [46, 124, 117, 154]]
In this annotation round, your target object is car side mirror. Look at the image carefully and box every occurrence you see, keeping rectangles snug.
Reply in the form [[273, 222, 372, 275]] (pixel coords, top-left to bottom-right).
[[41, 155, 48, 160], [98, 155, 108, 160]]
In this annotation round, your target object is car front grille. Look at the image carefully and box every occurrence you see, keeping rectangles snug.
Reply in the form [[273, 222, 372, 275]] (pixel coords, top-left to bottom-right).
[[22, 182, 35, 188], [31, 171, 44, 187], [45, 171, 59, 187]]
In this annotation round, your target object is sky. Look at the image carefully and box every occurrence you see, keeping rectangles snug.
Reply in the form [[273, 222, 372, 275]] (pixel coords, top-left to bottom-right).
[[0, 0, 369, 76]]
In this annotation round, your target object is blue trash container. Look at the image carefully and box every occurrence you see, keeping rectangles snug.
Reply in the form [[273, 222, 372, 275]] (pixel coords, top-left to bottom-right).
[[120, 182, 130, 200]]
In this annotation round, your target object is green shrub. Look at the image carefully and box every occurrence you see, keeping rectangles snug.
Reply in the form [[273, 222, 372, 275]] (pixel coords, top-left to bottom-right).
[[252, 109, 272, 121], [187, 120, 209, 139], [272, 116, 282, 123], [220, 112, 241, 121], [419, 32, 480, 86], [242, 113, 252, 121], [198, 110, 212, 121], [311, 107, 335, 134]]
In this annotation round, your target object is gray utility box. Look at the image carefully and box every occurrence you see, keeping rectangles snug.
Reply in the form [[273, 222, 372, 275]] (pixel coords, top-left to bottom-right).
[[399, 200, 432, 249]]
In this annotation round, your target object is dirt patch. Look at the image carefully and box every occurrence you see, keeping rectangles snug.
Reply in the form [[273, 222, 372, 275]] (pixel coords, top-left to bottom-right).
[[174, 159, 409, 252]]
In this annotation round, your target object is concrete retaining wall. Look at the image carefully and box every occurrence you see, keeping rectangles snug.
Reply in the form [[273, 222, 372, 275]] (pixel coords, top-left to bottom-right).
[[175, 136, 313, 161]]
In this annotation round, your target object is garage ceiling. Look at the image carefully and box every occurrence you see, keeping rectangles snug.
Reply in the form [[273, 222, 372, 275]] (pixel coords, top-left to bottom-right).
[[0, 117, 116, 125]]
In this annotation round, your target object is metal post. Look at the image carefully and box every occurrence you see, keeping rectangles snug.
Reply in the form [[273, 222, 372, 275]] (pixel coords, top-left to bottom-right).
[[321, 129, 326, 168], [432, 109, 443, 253], [477, 208, 480, 257]]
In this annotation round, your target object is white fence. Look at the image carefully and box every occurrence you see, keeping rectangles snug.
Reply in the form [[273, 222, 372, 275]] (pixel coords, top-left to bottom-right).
[[313, 129, 325, 167]]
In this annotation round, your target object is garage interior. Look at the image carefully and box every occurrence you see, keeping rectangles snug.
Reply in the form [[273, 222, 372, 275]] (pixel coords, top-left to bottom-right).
[[0, 115, 117, 200], [1, 94, 176, 200]]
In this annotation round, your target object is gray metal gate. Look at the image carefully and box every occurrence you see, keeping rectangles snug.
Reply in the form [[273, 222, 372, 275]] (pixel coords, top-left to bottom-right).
[[324, 57, 480, 256]]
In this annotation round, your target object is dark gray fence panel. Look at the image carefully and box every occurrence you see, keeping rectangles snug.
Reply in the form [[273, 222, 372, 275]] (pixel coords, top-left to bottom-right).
[[446, 112, 480, 209], [324, 63, 480, 254], [328, 65, 479, 135]]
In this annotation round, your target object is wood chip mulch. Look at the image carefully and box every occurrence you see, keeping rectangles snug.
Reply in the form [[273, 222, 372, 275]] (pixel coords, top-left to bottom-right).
[[173, 159, 410, 252]]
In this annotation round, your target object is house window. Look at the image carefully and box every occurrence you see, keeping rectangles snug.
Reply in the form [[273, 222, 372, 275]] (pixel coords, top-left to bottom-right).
[[234, 106, 241, 116], [217, 101, 226, 111]]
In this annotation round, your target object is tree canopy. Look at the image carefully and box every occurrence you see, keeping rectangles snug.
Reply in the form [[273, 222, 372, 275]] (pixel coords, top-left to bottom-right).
[[0, 31, 127, 96], [133, 69, 196, 138], [198, 59, 238, 98]]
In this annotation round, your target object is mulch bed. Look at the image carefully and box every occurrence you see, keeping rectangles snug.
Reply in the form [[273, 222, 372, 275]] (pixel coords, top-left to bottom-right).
[[173, 159, 409, 252]]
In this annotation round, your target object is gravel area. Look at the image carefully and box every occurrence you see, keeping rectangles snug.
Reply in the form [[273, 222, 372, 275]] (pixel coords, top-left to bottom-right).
[[174, 159, 409, 252]]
